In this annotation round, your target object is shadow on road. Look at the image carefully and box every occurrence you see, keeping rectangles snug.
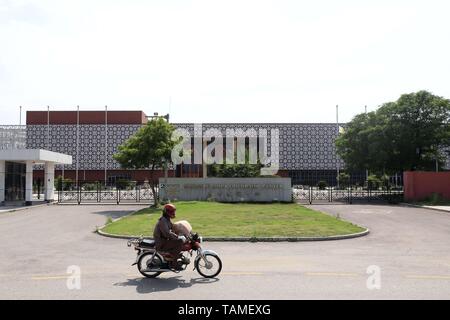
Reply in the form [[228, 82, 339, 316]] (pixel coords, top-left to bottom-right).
[[91, 210, 139, 220], [114, 276, 219, 294]]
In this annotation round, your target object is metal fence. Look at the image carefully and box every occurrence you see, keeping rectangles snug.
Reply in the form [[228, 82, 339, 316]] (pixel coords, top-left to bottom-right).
[[293, 186, 404, 204], [57, 181, 156, 204], [57, 181, 403, 205]]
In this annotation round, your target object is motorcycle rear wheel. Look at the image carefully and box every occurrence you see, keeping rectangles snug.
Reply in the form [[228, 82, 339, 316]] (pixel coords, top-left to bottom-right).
[[137, 252, 163, 278], [195, 253, 222, 278]]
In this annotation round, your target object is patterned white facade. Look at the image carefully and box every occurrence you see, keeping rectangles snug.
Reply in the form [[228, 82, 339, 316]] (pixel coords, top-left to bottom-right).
[[27, 125, 142, 170], [174, 123, 345, 170], [26, 123, 345, 171]]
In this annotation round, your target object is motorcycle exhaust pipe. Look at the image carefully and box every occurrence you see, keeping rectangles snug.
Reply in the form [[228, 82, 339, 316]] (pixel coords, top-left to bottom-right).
[[143, 268, 171, 272]]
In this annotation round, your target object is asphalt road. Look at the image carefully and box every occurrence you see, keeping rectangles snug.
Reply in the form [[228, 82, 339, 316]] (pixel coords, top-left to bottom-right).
[[0, 203, 449, 299]]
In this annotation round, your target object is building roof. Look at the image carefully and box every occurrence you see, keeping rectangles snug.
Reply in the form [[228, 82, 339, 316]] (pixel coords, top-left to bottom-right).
[[0, 149, 72, 164], [26, 111, 148, 125]]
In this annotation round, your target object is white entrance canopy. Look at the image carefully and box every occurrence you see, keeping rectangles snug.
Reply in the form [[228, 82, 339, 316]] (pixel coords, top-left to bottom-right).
[[0, 149, 72, 164], [0, 149, 72, 205]]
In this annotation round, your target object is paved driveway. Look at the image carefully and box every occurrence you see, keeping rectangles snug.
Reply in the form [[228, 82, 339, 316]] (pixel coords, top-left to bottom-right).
[[0, 203, 449, 299]]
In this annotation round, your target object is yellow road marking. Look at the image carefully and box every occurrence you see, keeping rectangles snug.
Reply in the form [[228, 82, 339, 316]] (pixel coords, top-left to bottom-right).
[[405, 275, 450, 280], [305, 272, 359, 277]]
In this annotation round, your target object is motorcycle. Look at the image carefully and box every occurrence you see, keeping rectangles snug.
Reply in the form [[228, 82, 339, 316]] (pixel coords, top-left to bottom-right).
[[127, 233, 222, 278]]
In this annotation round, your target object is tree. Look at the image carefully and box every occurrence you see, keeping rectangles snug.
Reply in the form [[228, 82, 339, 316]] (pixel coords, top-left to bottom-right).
[[337, 172, 350, 188], [336, 91, 450, 173], [113, 118, 177, 207]]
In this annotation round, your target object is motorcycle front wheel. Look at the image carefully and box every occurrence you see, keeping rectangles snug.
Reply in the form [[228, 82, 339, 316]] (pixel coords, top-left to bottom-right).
[[195, 253, 222, 278], [137, 252, 163, 278]]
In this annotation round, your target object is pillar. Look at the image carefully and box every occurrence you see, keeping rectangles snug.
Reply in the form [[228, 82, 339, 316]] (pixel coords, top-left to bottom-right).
[[202, 139, 207, 178], [44, 162, 55, 202], [0, 161, 5, 205], [25, 161, 33, 206]]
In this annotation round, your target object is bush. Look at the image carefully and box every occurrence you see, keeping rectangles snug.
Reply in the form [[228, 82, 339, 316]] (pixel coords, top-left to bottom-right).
[[55, 176, 74, 190], [116, 179, 134, 190], [211, 163, 263, 178], [82, 183, 98, 191], [317, 180, 328, 190], [367, 175, 381, 190], [337, 173, 350, 188], [380, 174, 391, 190], [425, 193, 446, 205]]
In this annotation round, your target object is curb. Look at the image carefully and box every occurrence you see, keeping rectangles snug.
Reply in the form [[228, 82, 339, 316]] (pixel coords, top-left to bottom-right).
[[93, 206, 148, 233], [400, 203, 450, 214], [0, 201, 58, 214], [96, 228, 370, 242]]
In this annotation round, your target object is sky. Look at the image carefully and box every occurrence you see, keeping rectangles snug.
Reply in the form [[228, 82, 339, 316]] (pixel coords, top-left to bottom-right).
[[1, 0, 450, 125]]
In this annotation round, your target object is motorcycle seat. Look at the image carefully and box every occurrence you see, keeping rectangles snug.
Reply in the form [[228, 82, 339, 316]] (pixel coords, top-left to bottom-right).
[[140, 239, 155, 248]]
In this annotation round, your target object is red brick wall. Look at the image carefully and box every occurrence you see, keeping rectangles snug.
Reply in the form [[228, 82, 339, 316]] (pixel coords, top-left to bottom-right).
[[27, 111, 148, 125], [404, 171, 450, 201]]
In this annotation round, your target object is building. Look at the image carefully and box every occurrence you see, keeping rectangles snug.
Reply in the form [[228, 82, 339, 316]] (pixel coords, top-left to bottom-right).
[[24, 110, 365, 187], [0, 129, 72, 205]]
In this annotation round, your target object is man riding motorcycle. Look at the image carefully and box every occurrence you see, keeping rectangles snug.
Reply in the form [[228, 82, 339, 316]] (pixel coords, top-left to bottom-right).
[[153, 203, 186, 270]]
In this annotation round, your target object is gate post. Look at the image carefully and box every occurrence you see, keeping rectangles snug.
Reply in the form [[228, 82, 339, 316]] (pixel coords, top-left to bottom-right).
[[77, 184, 81, 205], [57, 179, 61, 203], [117, 185, 120, 205], [349, 186, 353, 204], [97, 181, 100, 203], [309, 186, 312, 205]]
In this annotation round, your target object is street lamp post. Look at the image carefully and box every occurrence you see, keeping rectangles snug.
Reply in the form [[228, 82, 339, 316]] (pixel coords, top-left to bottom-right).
[[336, 105, 340, 189]]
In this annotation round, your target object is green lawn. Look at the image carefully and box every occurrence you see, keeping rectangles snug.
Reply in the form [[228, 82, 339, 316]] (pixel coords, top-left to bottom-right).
[[101, 201, 365, 238]]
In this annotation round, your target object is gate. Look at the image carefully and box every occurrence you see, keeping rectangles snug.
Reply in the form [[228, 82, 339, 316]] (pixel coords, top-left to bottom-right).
[[293, 186, 404, 204], [57, 181, 156, 204]]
